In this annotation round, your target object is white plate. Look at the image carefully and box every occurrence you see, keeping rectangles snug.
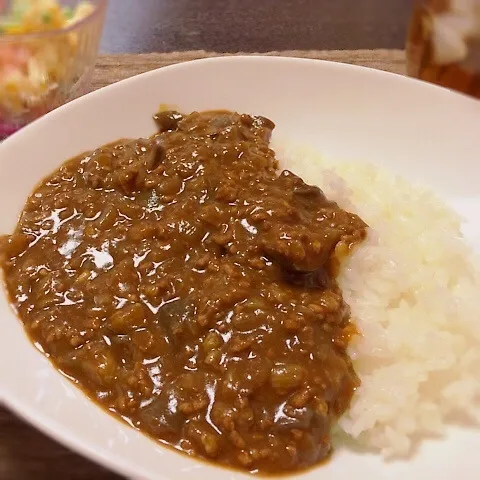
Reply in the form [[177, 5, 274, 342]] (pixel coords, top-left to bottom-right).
[[0, 56, 479, 480]]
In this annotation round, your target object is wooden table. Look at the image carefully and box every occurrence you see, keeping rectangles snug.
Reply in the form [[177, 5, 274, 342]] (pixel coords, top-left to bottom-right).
[[100, 0, 414, 54], [1, 1, 414, 478]]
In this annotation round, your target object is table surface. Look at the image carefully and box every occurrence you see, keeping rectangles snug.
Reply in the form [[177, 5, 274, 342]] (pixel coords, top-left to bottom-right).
[[2, 1, 414, 479], [100, 0, 414, 53]]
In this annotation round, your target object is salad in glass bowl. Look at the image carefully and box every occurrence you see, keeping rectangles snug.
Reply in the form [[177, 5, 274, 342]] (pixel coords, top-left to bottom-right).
[[0, 0, 106, 139]]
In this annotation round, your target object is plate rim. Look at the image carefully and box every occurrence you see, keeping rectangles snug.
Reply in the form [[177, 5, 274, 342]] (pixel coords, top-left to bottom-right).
[[1, 54, 479, 480]]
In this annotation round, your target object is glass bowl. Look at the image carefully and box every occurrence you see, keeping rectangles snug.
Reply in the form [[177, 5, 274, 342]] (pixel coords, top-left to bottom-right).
[[0, 0, 107, 139], [406, 0, 480, 99]]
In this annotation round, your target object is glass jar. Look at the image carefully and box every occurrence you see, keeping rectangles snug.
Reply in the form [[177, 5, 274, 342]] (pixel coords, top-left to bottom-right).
[[406, 0, 480, 98]]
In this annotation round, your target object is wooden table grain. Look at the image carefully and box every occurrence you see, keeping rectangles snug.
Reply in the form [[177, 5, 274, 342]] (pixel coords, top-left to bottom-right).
[[1, 1, 414, 476]]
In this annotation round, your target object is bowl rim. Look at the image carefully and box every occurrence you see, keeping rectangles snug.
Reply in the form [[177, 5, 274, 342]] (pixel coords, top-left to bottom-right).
[[0, 0, 107, 42]]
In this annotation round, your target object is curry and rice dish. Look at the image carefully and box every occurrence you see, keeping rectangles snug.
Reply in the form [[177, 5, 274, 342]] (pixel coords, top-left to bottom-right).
[[0, 110, 367, 474], [2, 109, 480, 475]]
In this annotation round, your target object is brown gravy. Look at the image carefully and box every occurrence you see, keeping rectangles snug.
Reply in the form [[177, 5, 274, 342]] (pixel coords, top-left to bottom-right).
[[0, 110, 366, 474]]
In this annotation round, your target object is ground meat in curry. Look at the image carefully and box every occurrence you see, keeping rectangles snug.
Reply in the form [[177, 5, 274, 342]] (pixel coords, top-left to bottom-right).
[[0, 110, 367, 474]]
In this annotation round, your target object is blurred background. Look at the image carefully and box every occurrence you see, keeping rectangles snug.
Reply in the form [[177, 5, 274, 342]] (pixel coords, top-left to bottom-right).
[[100, 0, 414, 53]]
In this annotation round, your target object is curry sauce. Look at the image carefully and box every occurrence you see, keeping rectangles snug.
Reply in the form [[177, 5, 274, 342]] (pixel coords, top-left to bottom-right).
[[0, 110, 366, 474]]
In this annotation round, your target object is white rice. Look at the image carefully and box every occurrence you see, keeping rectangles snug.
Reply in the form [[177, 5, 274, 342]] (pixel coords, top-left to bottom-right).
[[275, 142, 480, 457]]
